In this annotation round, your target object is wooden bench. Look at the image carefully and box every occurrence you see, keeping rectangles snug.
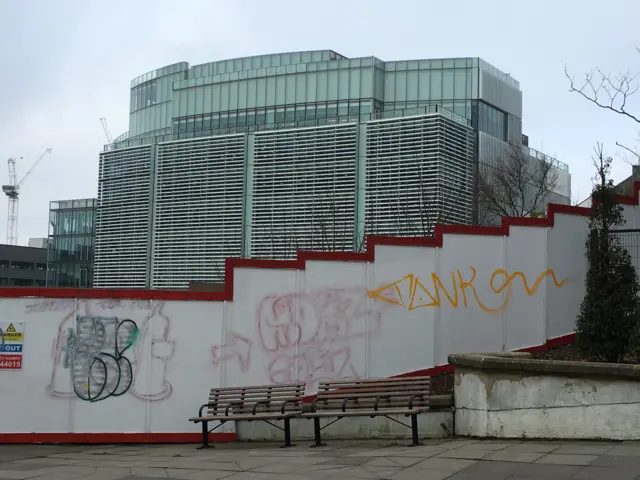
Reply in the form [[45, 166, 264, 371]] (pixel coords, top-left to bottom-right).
[[189, 383, 305, 449], [302, 377, 431, 447]]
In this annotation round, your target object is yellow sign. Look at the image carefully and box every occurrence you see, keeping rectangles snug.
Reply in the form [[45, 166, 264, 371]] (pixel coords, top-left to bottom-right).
[[2, 323, 23, 342]]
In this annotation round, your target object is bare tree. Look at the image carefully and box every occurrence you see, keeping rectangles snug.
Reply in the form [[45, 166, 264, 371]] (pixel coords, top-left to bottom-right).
[[477, 141, 559, 223], [565, 49, 640, 161], [313, 193, 354, 253]]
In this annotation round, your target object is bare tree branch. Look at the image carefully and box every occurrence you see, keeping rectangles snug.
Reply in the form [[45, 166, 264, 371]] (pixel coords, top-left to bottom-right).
[[477, 141, 559, 223], [616, 140, 640, 164], [565, 54, 640, 125]]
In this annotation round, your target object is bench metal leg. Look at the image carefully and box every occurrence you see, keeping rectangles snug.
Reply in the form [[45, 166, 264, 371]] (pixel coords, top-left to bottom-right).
[[280, 417, 295, 448], [197, 421, 214, 449], [409, 414, 420, 447], [309, 417, 326, 447]]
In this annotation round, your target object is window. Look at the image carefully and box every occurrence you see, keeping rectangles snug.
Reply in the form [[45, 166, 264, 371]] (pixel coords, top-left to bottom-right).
[[306, 105, 316, 120], [475, 101, 507, 141], [296, 106, 306, 122]]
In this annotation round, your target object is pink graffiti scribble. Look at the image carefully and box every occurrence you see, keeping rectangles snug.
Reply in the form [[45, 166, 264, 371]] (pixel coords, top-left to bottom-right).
[[268, 346, 357, 385], [253, 287, 388, 385], [26, 299, 75, 314], [211, 332, 252, 372], [257, 287, 378, 353]]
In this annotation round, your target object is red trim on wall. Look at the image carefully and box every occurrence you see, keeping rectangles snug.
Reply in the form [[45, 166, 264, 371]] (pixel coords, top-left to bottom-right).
[[388, 333, 576, 379], [0, 432, 235, 445], [616, 180, 640, 205], [1, 182, 637, 302]]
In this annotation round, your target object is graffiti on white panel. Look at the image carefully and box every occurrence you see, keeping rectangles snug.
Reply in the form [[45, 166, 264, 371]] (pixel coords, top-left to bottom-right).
[[368, 267, 568, 314], [211, 287, 390, 385], [62, 316, 138, 402], [211, 332, 252, 372], [46, 301, 175, 402]]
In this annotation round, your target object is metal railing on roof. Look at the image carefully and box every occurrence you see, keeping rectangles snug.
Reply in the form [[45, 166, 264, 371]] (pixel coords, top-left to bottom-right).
[[104, 105, 470, 152]]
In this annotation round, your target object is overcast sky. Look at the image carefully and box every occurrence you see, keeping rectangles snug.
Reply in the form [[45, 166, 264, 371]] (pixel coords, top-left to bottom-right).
[[0, 0, 638, 245]]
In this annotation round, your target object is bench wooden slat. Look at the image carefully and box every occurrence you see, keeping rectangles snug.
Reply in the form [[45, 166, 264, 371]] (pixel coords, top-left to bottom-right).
[[315, 388, 430, 398], [312, 397, 430, 406], [209, 391, 303, 401], [317, 378, 431, 389], [307, 404, 429, 412], [190, 411, 299, 422], [318, 376, 431, 383], [301, 407, 428, 418], [311, 378, 431, 413], [203, 383, 306, 417], [210, 383, 305, 393]]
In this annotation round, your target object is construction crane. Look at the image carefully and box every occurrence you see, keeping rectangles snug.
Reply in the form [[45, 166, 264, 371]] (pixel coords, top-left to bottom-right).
[[100, 117, 113, 144], [2, 148, 52, 245]]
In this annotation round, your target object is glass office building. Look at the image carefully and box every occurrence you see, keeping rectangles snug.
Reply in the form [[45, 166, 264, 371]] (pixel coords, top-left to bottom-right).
[[47, 198, 96, 288], [95, 50, 570, 289]]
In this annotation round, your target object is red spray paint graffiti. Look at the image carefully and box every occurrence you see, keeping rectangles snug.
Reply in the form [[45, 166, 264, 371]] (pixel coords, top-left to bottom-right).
[[212, 287, 389, 386], [211, 332, 252, 372]]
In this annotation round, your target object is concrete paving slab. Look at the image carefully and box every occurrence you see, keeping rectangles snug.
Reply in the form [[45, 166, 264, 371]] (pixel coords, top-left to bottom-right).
[[1, 439, 640, 479], [534, 453, 598, 465]]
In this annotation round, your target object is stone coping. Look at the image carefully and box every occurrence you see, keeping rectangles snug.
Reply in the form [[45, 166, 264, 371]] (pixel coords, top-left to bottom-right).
[[448, 351, 640, 380]]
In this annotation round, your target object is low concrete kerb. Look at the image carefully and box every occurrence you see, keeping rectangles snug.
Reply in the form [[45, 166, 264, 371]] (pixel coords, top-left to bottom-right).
[[447, 351, 640, 380]]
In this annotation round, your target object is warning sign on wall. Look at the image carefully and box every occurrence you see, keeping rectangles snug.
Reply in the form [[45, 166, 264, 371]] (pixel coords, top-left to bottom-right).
[[0, 322, 24, 370]]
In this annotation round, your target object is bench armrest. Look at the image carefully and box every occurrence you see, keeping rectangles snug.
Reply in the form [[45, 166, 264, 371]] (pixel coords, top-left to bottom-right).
[[342, 397, 359, 412], [310, 398, 322, 412], [374, 396, 390, 411], [198, 403, 218, 418], [225, 401, 242, 416], [408, 394, 424, 409], [252, 400, 270, 415], [280, 400, 291, 414]]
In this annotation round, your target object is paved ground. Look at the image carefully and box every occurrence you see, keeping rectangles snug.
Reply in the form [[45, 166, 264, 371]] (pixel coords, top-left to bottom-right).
[[2, 438, 640, 479]]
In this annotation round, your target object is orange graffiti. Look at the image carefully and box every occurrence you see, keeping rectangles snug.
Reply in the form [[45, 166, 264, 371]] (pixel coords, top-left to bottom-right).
[[368, 268, 568, 314]]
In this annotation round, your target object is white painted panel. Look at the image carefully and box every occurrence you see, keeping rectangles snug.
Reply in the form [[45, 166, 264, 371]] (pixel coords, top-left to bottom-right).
[[297, 261, 369, 390], [148, 300, 224, 433], [0, 298, 72, 433], [437, 235, 505, 365], [546, 213, 589, 339], [503, 226, 548, 350], [225, 268, 298, 387], [369, 246, 436, 377], [622, 203, 640, 230], [69, 299, 150, 433]]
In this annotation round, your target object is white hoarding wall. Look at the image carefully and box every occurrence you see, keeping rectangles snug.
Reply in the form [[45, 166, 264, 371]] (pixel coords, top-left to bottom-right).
[[1, 196, 639, 440]]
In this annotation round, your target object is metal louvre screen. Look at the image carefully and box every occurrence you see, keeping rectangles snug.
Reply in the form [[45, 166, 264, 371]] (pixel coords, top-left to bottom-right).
[[365, 114, 474, 237], [94, 145, 152, 288], [151, 135, 246, 289], [611, 229, 640, 274], [251, 124, 358, 259]]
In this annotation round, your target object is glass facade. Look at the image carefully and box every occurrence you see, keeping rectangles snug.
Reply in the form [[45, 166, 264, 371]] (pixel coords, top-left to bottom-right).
[[109, 51, 525, 150], [47, 198, 96, 288]]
